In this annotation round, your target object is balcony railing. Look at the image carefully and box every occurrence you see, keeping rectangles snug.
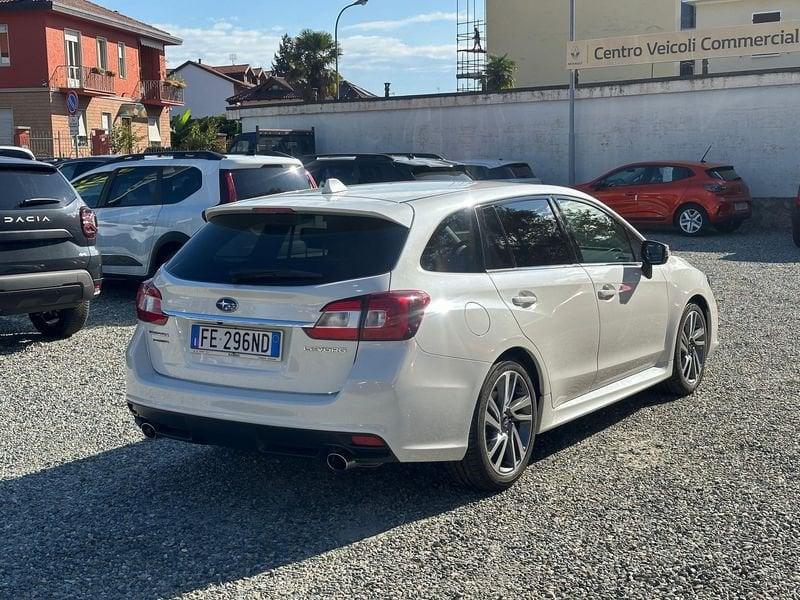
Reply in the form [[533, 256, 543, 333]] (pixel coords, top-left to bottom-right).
[[50, 65, 115, 95], [139, 80, 185, 105]]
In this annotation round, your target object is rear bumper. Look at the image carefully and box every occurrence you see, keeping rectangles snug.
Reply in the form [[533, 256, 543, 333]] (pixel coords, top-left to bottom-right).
[[125, 326, 490, 463], [709, 198, 752, 223], [0, 269, 99, 316], [128, 402, 396, 465]]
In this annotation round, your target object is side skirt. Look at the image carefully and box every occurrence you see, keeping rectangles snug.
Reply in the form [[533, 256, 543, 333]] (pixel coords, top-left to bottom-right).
[[538, 365, 672, 433]]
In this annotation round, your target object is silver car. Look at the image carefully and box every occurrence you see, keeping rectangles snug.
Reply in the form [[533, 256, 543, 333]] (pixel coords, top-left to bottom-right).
[[127, 180, 718, 491]]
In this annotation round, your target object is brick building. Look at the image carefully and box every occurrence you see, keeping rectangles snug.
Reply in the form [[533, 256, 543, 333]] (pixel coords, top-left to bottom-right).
[[0, 0, 182, 157]]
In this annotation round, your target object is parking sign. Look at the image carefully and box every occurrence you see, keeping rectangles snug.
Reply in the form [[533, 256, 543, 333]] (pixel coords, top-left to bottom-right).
[[66, 91, 79, 115], [68, 114, 80, 137]]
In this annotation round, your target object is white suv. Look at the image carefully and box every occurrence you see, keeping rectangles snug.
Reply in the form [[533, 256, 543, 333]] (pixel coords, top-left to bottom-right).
[[71, 151, 314, 276], [126, 180, 718, 491]]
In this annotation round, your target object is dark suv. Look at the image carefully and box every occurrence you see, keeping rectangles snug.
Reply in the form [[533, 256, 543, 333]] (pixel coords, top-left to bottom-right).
[[0, 159, 101, 338], [304, 154, 471, 186]]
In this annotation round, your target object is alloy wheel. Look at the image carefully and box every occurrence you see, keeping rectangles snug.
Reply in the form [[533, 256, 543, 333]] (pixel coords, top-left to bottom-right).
[[679, 208, 704, 234], [679, 309, 707, 385], [483, 370, 533, 475]]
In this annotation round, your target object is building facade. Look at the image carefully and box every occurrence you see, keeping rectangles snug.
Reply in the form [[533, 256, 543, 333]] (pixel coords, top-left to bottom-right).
[[486, 0, 682, 87], [0, 0, 182, 157], [690, 0, 800, 73], [169, 61, 264, 118]]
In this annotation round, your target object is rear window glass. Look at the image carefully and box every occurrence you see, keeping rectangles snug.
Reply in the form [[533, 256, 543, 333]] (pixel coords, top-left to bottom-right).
[[0, 167, 76, 210], [707, 167, 741, 181], [412, 168, 471, 182], [167, 212, 409, 286], [229, 165, 311, 200]]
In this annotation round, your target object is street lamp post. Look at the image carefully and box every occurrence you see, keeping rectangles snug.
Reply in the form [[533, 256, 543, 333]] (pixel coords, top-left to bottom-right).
[[335, 0, 368, 101]]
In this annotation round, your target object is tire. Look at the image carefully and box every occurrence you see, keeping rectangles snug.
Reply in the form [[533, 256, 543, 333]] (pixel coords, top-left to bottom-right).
[[663, 303, 708, 396], [714, 219, 743, 234], [29, 301, 90, 339], [675, 204, 709, 236], [448, 361, 538, 492]]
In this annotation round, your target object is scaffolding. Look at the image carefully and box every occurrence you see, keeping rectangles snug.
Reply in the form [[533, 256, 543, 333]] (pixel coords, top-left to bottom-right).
[[456, 0, 486, 92]]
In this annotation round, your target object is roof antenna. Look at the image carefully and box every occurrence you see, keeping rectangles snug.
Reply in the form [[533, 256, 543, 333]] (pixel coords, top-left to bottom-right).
[[700, 144, 712, 163], [229, 53, 237, 65]]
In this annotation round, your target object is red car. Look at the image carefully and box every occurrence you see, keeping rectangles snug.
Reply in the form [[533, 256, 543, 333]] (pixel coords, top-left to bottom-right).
[[576, 161, 752, 235]]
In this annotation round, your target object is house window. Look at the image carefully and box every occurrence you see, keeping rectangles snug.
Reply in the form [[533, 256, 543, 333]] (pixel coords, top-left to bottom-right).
[[147, 117, 161, 147], [752, 11, 781, 24], [96, 37, 107, 71], [101, 112, 112, 132], [0, 24, 9, 66], [680, 3, 696, 30], [117, 42, 126, 78]]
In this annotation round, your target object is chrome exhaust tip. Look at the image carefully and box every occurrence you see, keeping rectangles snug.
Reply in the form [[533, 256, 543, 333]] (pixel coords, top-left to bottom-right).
[[140, 422, 157, 439], [326, 452, 355, 472]]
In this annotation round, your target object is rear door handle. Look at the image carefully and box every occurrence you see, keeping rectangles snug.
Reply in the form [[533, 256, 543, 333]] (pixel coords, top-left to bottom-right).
[[511, 291, 538, 308], [597, 284, 617, 300]]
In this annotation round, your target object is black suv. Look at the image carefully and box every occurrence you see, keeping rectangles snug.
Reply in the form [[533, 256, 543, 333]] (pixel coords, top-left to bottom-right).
[[0, 159, 101, 338], [303, 154, 471, 186]]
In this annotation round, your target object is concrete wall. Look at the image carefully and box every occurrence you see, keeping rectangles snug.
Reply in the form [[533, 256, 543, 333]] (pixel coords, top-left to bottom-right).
[[693, 0, 800, 74], [176, 63, 235, 118], [230, 70, 800, 199], [487, 0, 681, 87]]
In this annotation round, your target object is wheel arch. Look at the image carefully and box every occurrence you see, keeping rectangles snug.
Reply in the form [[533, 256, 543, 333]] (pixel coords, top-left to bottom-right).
[[494, 346, 547, 423], [687, 293, 711, 338], [672, 200, 709, 224], [149, 232, 190, 275]]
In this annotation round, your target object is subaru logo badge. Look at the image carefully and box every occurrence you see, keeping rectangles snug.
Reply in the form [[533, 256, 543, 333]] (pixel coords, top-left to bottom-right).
[[216, 297, 238, 313]]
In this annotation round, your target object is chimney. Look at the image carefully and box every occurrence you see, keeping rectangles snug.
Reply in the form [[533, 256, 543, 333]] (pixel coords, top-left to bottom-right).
[[384, 82, 391, 98], [198, 58, 202, 64]]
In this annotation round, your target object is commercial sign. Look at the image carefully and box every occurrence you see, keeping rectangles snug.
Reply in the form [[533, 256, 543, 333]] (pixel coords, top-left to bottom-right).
[[567, 21, 800, 70]]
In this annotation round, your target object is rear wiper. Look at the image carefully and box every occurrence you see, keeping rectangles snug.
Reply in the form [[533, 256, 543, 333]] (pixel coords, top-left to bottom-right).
[[18, 197, 61, 207], [230, 269, 324, 283]]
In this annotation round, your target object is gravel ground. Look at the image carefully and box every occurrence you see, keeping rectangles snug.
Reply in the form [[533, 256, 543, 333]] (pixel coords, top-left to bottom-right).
[[1, 226, 798, 599]]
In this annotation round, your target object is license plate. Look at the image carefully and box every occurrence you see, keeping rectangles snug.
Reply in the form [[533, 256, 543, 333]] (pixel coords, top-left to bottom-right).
[[734, 202, 749, 211], [190, 324, 282, 360]]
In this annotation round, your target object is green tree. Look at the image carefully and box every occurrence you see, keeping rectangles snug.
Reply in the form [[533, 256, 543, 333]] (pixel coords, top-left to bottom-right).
[[271, 29, 339, 101], [484, 53, 518, 92], [109, 121, 144, 154]]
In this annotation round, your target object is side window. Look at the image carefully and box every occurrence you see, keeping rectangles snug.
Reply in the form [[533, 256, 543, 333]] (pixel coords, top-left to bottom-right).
[[493, 198, 574, 267], [420, 208, 481, 273], [72, 172, 110, 208], [105, 167, 160, 208], [556, 198, 635, 264], [650, 166, 693, 184], [161, 166, 202, 204], [358, 162, 393, 184], [600, 166, 649, 188], [314, 162, 358, 186], [479, 206, 514, 269]]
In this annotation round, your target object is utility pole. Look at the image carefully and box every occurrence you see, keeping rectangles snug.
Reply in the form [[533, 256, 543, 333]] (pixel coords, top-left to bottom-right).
[[568, 0, 576, 185]]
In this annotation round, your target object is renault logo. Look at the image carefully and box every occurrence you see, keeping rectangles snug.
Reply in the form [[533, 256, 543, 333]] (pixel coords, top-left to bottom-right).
[[570, 45, 581, 59], [216, 298, 239, 313]]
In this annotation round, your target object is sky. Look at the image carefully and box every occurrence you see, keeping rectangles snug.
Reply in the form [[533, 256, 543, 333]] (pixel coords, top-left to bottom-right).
[[100, 0, 460, 96]]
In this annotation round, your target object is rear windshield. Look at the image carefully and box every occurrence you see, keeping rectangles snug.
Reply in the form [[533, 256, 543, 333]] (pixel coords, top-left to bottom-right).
[[0, 167, 76, 210], [411, 167, 472, 182], [167, 212, 409, 286], [227, 165, 311, 200], [707, 167, 741, 181], [509, 163, 535, 178]]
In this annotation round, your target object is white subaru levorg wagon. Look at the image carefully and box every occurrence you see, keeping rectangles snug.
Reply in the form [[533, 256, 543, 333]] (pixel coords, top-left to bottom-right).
[[126, 180, 718, 491]]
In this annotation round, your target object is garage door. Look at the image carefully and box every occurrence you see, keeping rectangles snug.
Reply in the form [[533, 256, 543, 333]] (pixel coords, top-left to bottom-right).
[[0, 108, 12, 144]]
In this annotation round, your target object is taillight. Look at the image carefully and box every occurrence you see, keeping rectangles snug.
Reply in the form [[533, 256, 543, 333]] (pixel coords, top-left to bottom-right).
[[304, 291, 430, 342], [704, 183, 728, 194], [306, 170, 318, 189], [80, 206, 98, 241], [136, 280, 168, 325], [221, 171, 237, 204]]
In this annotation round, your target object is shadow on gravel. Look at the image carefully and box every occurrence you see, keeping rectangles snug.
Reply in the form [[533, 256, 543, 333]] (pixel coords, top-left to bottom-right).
[[0, 441, 483, 599], [533, 388, 674, 462]]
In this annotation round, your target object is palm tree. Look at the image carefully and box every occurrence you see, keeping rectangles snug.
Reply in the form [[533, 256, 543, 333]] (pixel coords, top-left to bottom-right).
[[289, 29, 336, 100], [484, 54, 518, 92]]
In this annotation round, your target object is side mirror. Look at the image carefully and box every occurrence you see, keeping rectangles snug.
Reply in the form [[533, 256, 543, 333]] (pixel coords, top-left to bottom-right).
[[641, 240, 669, 278]]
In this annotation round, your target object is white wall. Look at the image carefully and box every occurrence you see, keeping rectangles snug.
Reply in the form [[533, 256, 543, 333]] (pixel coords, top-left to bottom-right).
[[230, 70, 800, 198], [175, 64, 235, 118]]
